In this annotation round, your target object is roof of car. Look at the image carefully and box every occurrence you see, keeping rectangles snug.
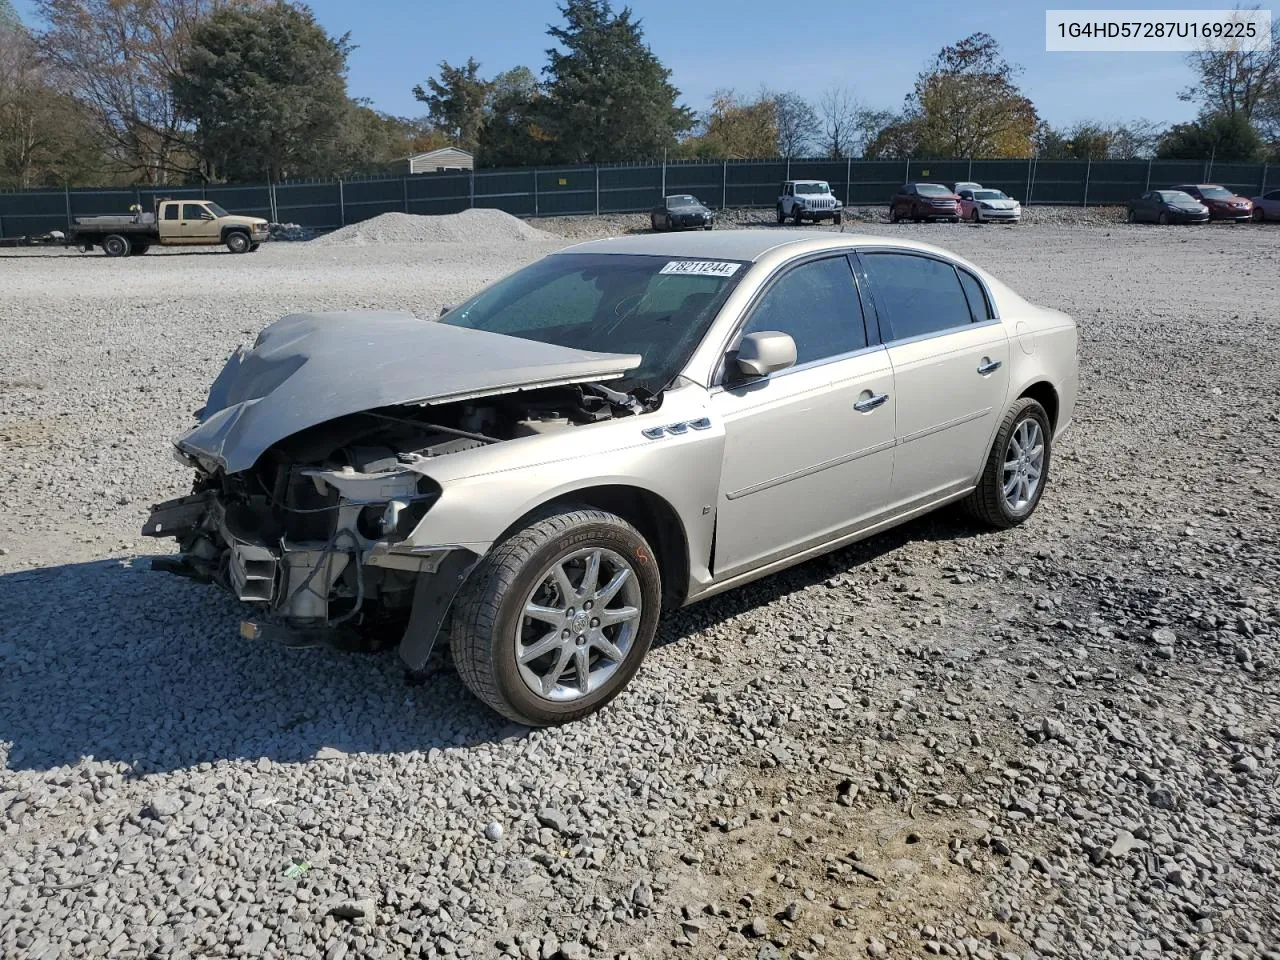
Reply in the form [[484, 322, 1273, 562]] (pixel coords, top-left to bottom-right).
[[558, 230, 937, 263]]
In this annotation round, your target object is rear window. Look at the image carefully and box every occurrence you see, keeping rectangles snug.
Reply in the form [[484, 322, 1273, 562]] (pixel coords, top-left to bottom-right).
[[862, 252, 974, 340]]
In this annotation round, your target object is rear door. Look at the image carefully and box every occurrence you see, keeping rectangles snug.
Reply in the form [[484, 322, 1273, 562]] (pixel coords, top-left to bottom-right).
[[709, 254, 896, 578], [158, 202, 182, 241], [857, 249, 1010, 508]]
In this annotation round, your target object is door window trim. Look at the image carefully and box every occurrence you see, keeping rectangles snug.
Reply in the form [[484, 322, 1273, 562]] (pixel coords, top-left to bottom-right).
[[851, 247, 1002, 347], [711, 250, 878, 388]]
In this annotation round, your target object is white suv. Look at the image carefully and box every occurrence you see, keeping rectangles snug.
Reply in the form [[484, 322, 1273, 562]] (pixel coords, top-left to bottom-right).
[[777, 180, 843, 225]]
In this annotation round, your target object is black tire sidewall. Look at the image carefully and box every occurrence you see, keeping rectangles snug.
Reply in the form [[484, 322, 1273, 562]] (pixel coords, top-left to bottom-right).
[[227, 232, 250, 253], [483, 519, 661, 724], [103, 235, 128, 257]]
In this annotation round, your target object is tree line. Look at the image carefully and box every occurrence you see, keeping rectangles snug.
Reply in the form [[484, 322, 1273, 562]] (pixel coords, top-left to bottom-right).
[[1, 0, 1278, 191]]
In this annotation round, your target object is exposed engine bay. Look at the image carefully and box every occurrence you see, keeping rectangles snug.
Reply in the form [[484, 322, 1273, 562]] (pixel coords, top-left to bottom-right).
[[143, 383, 641, 646]]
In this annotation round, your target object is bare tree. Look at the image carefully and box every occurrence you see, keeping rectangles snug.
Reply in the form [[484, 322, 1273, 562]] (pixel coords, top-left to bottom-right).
[[766, 89, 819, 158], [1181, 8, 1280, 141], [818, 85, 859, 159], [34, 0, 255, 183]]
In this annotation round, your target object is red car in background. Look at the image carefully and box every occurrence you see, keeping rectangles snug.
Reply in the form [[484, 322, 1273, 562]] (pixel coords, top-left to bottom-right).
[[1171, 184, 1253, 221], [890, 183, 961, 222]]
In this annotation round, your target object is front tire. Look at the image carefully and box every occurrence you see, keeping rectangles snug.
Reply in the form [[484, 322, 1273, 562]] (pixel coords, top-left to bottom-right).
[[449, 507, 662, 726], [964, 398, 1052, 529], [1253, 207, 1265, 223], [1158, 212, 1169, 226], [971, 209, 981, 223], [225, 231, 251, 253], [792, 207, 804, 226], [1127, 210, 1137, 223], [833, 212, 842, 226]]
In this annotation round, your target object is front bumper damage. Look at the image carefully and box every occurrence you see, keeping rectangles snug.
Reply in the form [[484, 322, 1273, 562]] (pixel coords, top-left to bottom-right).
[[143, 466, 478, 670]]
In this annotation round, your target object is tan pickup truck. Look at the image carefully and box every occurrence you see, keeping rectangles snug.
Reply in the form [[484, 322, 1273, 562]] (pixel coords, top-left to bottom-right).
[[71, 199, 270, 256]]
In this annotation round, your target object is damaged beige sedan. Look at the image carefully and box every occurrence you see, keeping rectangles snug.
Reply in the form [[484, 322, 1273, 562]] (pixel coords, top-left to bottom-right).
[[144, 231, 1078, 725]]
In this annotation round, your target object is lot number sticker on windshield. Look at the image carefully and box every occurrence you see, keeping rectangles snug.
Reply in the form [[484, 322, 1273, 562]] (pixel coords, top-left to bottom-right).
[[659, 260, 742, 278]]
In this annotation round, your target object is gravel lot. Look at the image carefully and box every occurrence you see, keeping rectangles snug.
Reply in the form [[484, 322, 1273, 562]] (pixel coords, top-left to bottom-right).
[[2, 214, 1278, 960]]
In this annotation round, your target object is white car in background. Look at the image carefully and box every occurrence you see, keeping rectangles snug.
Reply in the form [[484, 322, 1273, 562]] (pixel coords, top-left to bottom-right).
[[957, 185, 1022, 223], [777, 180, 844, 225]]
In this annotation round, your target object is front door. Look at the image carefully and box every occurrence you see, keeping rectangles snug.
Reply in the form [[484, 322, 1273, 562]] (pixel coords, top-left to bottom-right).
[[858, 250, 1010, 506], [179, 202, 219, 242], [710, 254, 897, 579]]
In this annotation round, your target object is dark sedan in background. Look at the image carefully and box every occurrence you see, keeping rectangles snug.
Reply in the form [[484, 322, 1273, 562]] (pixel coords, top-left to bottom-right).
[[650, 195, 715, 231], [1126, 190, 1210, 224], [890, 183, 961, 222], [1171, 184, 1253, 221]]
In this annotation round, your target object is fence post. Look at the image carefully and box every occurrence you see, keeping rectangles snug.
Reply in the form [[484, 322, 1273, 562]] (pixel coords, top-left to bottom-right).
[[1082, 157, 1091, 207], [533, 168, 539, 216], [1145, 157, 1152, 192], [661, 154, 666, 198], [1025, 156, 1033, 204], [594, 165, 600, 214], [338, 179, 345, 227], [967, 157, 973, 181], [722, 160, 727, 209], [845, 157, 852, 206], [785, 156, 790, 181], [1262, 162, 1270, 193], [64, 184, 72, 231], [402, 176, 409, 214], [904, 156, 911, 183]]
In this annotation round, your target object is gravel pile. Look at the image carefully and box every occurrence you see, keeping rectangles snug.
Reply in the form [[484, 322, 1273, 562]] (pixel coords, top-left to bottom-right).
[[316, 208, 557, 246], [1, 221, 1278, 960]]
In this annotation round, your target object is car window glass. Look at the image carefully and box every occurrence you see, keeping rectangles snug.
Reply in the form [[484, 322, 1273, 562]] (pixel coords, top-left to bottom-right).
[[739, 257, 865, 366], [1267, 191, 1280, 200], [862, 253, 974, 340], [181, 203, 207, 220], [163, 205, 179, 220], [957, 269, 993, 322]]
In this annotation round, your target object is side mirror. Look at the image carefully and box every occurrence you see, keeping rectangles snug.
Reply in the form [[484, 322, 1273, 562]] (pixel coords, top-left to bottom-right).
[[734, 331, 797, 379], [439, 305, 453, 317]]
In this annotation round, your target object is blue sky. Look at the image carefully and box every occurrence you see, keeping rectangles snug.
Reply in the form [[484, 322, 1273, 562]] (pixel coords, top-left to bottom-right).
[[13, 0, 1200, 129]]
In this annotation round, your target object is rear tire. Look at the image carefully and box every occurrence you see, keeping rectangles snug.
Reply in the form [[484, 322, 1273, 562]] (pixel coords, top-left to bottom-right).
[[129, 240, 150, 255], [1158, 212, 1169, 226], [1127, 210, 1137, 223], [890, 206, 901, 223], [449, 507, 662, 726], [102, 234, 130, 257], [225, 231, 251, 254], [964, 398, 1052, 530]]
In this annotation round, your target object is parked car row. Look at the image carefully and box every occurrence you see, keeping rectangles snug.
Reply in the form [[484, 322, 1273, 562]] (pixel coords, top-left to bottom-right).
[[646, 181, 1280, 233], [1127, 184, 1279, 224]]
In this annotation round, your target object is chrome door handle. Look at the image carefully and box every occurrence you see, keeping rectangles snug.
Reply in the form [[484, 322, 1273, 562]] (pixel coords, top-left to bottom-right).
[[854, 392, 889, 412], [977, 358, 1002, 375]]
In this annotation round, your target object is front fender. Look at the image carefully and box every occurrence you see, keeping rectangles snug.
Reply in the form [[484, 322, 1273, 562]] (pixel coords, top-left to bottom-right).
[[399, 408, 727, 586]]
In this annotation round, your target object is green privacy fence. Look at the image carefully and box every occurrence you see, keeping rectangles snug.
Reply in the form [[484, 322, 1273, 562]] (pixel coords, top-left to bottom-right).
[[1, 156, 1275, 238]]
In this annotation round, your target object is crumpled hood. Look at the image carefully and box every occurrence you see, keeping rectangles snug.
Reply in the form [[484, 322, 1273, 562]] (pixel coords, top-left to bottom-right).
[[178, 311, 640, 475]]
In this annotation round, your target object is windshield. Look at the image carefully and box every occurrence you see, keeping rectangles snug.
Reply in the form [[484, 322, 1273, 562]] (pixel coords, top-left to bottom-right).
[[973, 190, 1007, 200], [441, 253, 748, 394], [1158, 191, 1196, 203], [204, 202, 230, 218], [1198, 185, 1233, 199], [795, 182, 830, 194], [916, 183, 951, 196], [667, 195, 699, 206]]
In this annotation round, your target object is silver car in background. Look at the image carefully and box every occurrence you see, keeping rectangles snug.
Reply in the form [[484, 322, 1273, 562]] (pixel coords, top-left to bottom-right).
[[144, 232, 1078, 726]]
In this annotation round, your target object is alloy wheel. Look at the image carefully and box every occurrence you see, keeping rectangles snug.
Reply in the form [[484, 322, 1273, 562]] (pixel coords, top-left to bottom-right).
[[515, 547, 642, 702], [1002, 418, 1045, 512]]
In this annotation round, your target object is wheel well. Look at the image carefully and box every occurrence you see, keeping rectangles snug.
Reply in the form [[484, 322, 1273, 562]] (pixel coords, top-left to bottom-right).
[[221, 226, 250, 242], [534, 486, 690, 610], [1018, 381, 1060, 433]]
